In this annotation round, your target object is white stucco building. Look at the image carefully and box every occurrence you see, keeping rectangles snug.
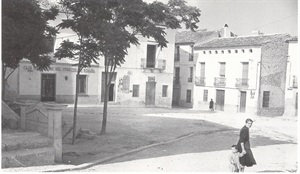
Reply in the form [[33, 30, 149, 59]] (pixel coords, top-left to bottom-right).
[[5, 28, 176, 108], [172, 26, 231, 108], [193, 33, 291, 116]]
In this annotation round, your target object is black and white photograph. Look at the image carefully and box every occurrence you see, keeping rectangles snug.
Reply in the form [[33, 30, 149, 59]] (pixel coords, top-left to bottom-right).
[[1, 0, 298, 172]]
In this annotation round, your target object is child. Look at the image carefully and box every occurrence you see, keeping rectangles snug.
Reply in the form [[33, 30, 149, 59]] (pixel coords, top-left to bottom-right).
[[229, 145, 241, 172]]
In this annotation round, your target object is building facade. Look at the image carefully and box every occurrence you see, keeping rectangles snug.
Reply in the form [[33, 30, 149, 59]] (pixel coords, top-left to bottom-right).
[[172, 28, 224, 108], [284, 36, 298, 116], [5, 28, 176, 108], [193, 33, 291, 116]]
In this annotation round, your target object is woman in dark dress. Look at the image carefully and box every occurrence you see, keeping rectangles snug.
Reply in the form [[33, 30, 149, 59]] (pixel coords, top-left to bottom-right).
[[237, 118, 256, 172]]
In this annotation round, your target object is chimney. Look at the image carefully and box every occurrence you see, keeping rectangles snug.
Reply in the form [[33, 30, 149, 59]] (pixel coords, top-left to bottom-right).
[[251, 30, 263, 36], [222, 24, 230, 38]]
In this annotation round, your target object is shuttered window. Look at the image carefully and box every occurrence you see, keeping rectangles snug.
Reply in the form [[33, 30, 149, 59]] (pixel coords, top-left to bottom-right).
[[162, 85, 168, 97], [203, 89, 208, 102], [132, 85, 139, 97], [219, 62, 226, 77], [262, 91, 270, 107], [200, 63, 205, 77], [186, 90, 192, 103], [79, 75, 87, 93], [242, 62, 249, 78]]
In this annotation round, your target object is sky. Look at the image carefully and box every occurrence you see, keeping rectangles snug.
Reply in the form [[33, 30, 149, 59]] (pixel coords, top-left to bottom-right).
[[51, 0, 298, 37], [178, 0, 298, 36]]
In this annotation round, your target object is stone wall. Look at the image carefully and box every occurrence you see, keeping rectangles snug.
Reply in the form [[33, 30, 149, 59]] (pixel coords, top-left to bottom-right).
[[258, 34, 291, 116]]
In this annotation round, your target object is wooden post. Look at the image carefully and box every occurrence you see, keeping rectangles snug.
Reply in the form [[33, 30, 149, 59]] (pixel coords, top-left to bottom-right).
[[44, 103, 67, 163]]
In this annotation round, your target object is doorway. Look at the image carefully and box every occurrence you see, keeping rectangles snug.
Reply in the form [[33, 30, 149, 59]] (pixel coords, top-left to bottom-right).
[[216, 90, 225, 111], [240, 91, 247, 113], [145, 82, 156, 105], [41, 74, 56, 102]]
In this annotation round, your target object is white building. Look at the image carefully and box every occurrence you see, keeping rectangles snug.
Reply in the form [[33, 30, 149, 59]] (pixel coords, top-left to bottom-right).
[[172, 27, 229, 108], [193, 33, 291, 116], [5, 28, 176, 108], [284, 36, 298, 116]]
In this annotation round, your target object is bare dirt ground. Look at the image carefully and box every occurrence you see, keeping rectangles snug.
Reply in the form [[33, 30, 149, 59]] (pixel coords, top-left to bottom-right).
[[2, 106, 298, 172]]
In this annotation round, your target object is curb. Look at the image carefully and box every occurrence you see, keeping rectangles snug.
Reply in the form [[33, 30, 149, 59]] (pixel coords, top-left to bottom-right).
[[46, 132, 196, 172], [47, 128, 234, 172]]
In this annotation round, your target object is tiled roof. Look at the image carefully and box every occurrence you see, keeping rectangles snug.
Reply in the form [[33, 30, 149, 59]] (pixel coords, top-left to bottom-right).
[[287, 36, 298, 42], [175, 29, 220, 44], [195, 34, 291, 49]]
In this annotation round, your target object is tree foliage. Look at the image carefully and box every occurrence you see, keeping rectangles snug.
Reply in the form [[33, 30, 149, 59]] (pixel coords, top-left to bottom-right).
[[2, 0, 59, 71], [55, 0, 201, 136]]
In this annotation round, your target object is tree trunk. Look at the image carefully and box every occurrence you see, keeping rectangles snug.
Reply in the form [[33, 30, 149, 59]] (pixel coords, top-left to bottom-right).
[[100, 70, 108, 135], [72, 36, 83, 145], [72, 72, 80, 144], [2, 63, 5, 100]]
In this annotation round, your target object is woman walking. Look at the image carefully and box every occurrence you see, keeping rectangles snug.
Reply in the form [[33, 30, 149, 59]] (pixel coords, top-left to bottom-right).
[[237, 118, 256, 172]]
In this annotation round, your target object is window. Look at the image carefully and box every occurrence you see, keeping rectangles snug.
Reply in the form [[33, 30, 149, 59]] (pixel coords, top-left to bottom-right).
[[203, 90, 208, 102], [189, 45, 194, 61], [203, 51, 206, 54], [209, 51, 212, 54], [235, 50, 238, 53], [249, 49, 253, 53], [162, 85, 168, 97], [132, 85, 139, 97], [186, 90, 192, 103], [228, 50, 231, 53], [146, 44, 156, 68], [221, 50, 224, 54], [79, 75, 87, 93], [242, 49, 245, 53], [188, 67, 193, 82], [262, 91, 270, 107], [200, 63, 205, 77], [175, 45, 180, 61], [215, 50, 218, 54], [219, 62, 226, 77]]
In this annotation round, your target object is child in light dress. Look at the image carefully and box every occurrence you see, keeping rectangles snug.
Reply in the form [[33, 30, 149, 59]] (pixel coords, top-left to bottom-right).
[[229, 145, 243, 172]]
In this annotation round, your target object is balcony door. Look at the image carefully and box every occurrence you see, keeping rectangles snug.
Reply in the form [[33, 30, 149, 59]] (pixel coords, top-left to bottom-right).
[[242, 62, 249, 85], [146, 45, 156, 68]]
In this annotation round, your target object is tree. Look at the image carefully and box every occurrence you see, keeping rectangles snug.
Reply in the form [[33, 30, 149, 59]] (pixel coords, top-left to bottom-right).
[[55, 0, 101, 144], [2, 0, 59, 99], [55, 0, 201, 137]]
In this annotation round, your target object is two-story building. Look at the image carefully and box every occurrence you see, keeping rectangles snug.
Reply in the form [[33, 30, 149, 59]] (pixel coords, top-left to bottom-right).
[[172, 25, 233, 107], [4, 27, 176, 108], [193, 33, 291, 116]]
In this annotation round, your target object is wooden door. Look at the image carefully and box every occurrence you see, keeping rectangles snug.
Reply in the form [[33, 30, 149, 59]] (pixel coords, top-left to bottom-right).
[[172, 87, 180, 106], [240, 91, 247, 113], [215, 90, 225, 111], [41, 74, 56, 101], [146, 82, 156, 105]]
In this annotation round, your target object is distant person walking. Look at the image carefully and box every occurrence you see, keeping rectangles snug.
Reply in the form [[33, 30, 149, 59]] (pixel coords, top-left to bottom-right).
[[237, 118, 256, 172], [209, 99, 214, 111]]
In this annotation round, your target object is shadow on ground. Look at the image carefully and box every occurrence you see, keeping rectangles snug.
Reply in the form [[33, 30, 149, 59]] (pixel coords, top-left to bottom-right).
[[61, 107, 292, 166]]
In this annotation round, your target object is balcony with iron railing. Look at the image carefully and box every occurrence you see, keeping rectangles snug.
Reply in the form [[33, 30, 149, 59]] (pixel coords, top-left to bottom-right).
[[195, 76, 205, 86], [235, 78, 249, 88], [214, 77, 226, 87], [141, 58, 166, 72]]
